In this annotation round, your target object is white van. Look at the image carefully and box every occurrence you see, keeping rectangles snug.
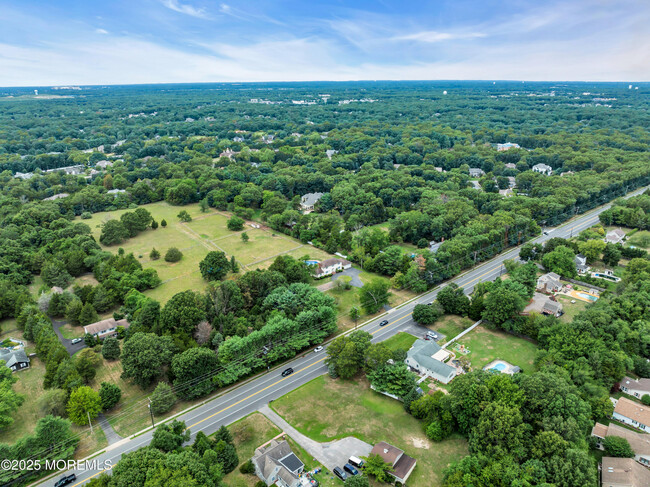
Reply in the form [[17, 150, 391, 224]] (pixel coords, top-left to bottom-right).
[[348, 456, 364, 468]]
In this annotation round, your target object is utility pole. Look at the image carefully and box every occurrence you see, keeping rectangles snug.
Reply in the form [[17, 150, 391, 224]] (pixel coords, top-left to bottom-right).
[[87, 411, 93, 434], [148, 400, 155, 428]]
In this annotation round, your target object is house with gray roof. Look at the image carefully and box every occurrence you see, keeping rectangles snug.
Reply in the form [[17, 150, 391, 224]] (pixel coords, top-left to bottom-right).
[[620, 376, 650, 400], [536, 272, 562, 293], [252, 439, 305, 487], [469, 168, 484, 178], [0, 349, 30, 372], [605, 228, 626, 245], [300, 192, 323, 212], [405, 339, 457, 384], [575, 254, 589, 274]]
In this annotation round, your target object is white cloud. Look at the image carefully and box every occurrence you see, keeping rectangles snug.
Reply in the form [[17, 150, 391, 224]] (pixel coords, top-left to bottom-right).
[[395, 31, 486, 43], [161, 0, 208, 19], [95, 28, 109, 35]]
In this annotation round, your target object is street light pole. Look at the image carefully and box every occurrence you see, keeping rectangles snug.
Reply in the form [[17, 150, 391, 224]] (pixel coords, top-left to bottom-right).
[[148, 400, 155, 428], [87, 411, 93, 434]]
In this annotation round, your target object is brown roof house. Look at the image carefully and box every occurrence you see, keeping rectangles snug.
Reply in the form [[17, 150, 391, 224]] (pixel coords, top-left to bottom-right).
[[620, 377, 650, 400], [613, 398, 650, 433], [370, 441, 417, 484], [252, 439, 305, 487], [592, 422, 650, 467], [601, 457, 650, 487], [84, 318, 130, 339]]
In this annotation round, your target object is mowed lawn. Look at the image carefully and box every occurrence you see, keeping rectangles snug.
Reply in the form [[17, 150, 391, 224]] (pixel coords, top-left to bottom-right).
[[456, 325, 538, 373], [556, 295, 589, 323], [431, 315, 474, 344], [383, 332, 417, 352], [222, 413, 281, 487], [271, 376, 469, 487]]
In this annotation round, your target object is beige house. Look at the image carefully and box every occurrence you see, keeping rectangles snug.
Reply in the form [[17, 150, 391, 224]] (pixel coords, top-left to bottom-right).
[[592, 422, 650, 467], [613, 398, 650, 433], [84, 318, 130, 339]]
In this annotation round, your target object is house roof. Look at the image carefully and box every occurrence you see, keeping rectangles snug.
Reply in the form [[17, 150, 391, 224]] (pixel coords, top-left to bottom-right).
[[371, 441, 403, 466], [595, 422, 650, 456], [621, 377, 650, 394], [319, 258, 350, 268], [608, 229, 626, 238], [0, 349, 29, 369], [392, 452, 417, 482], [533, 163, 552, 171], [279, 452, 304, 474], [407, 339, 457, 378], [83, 318, 130, 335], [300, 192, 324, 207], [542, 300, 562, 313], [602, 457, 650, 487], [615, 397, 650, 426]]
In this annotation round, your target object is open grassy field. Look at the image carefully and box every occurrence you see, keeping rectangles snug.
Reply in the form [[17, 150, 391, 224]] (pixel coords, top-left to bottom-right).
[[383, 332, 417, 352], [431, 315, 474, 344], [2, 357, 47, 443], [58, 323, 85, 339], [556, 295, 589, 322], [627, 230, 650, 249], [222, 413, 282, 487], [271, 375, 469, 487], [456, 325, 538, 373]]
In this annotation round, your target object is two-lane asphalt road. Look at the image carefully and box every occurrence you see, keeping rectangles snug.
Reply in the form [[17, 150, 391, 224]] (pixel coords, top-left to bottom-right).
[[36, 185, 648, 487]]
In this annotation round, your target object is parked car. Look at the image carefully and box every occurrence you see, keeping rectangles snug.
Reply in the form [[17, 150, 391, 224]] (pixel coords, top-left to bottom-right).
[[379, 320, 389, 327], [281, 368, 294, 377], [314, 346, 324, 353], [333, 467, 347, 481], [54, 474, 77, 487], [344, 463, 359, 476], [426, 331, 438, 340], [348, 456, 365, 468], [70, 338, 83, 345]]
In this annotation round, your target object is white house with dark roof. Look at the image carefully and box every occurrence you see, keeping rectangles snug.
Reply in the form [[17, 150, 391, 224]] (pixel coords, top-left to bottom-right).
[[405, 339, 457, 384], [620, 377, 650, 400], [575, 254, 590, 274]]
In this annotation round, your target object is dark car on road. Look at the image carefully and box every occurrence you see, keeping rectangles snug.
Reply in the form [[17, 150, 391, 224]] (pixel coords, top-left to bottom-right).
[[333, 467, 347, 481], [344, 463, 359, 476], [379, 320, 389, 327], [281, 367, 294, 377], [54, 474, 76, 487]]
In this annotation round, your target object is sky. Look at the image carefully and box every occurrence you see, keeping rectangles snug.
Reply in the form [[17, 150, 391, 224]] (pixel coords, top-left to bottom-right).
[[0, 0, 649, 86]]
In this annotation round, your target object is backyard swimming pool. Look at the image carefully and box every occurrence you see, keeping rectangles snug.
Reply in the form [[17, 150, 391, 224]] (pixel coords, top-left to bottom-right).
[[491, 363, 506, 371], [576, 292, 598, 301], [305, 260, 319, 265]]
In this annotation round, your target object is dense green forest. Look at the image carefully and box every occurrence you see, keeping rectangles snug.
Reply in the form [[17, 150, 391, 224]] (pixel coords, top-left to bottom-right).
[[1, 81, 649, 486]]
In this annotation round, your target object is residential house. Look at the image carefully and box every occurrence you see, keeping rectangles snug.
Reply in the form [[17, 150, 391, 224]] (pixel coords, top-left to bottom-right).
[[370, 442, 417, 484], [107, 189, 126, 196], [497, 142, 520, 151], [83, 318, 130, 340], [468, 168, 484, 178], [219, 148, 237, 160], [601, 457, 650, 487], [499, 188, 514, 197], [300, 192, 323, 212], [252, 439, 305, 487], [233, 136, 245, 142], [434, 166, 444, 173], [504, 163, 517, 170], [592, 422, 650, 467], [536, 272, 563, 293], [45, 164, 85, 175], [14, 172, 34, 180], [312, 258, 352, 279], [605, 229, 626, 245], [95, 160, 113, 169], [325, 149, 338, 159], [620, 377, 650, 400], [507, 176, 517, 188], [405, 339, 457, 384], [532, 163, 553, 176], [613, 397, 650, 433], [0, 349, 30, 372], [575, 254, 590, 274], [262, 134, 275, 144], [429, 241, 443, 253], [469, 180, 481, 190], [542, 299, 563, 317], [43, 193, 69, 201]]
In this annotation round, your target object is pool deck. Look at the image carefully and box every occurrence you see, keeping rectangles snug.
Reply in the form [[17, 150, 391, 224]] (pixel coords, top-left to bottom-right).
[[569, 290, 599, 302]]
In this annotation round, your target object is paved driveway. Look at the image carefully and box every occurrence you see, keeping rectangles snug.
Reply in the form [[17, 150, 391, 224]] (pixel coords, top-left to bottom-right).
[[332, 267, 363, 288], [399, 320, 446, 344], [260, 405, 372, 472], [51, 319, 86, 355]]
